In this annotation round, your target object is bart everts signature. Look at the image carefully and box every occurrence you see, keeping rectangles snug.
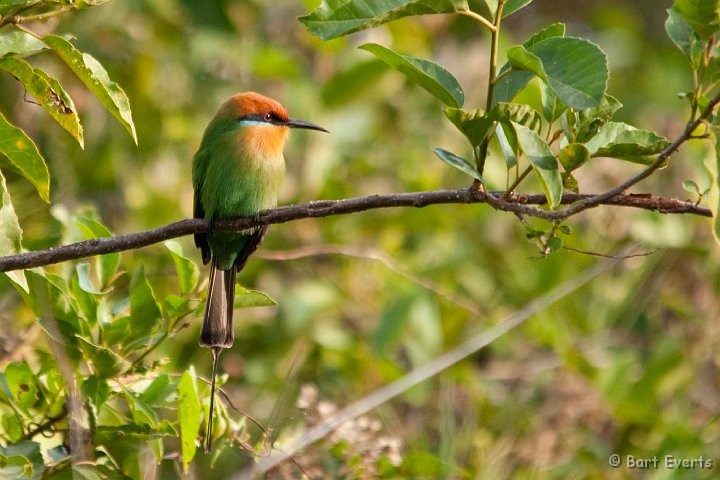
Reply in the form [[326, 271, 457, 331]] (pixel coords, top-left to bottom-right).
[[608, 453, 714, 470]]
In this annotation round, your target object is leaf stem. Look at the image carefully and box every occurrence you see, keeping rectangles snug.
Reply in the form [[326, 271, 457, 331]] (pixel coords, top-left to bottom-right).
[[477, 0, 507, 176], [458, 9, 496, 32], [503, 165, 533, 198]]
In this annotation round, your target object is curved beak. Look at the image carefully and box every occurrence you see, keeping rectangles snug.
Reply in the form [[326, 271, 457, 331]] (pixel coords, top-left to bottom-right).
[[285, 117, 329, 133]]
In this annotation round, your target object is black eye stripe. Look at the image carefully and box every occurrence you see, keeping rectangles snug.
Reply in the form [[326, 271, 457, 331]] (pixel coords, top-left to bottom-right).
[[239, 113, 285, 125]]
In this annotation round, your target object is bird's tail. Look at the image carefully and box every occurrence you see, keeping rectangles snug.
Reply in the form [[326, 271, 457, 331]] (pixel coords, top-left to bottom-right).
[[200, 263, 235, 348], [200, 263, 235, 453]]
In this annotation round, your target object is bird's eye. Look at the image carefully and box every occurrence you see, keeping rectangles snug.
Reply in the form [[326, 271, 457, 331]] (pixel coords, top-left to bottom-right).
[[263, 112, 273, 122]]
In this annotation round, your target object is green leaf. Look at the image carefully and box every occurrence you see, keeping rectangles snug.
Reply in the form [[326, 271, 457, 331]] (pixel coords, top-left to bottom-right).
[[74, 216, 120, 288], [706, 133, 720, 245], [444, 107, 491, 147], [164, 241, 199, 296], [0, 169, 27, 292], [493, 23, 565, 104], [666, 7, 702, 65], [129, 266, 163, 338], [496, 124, 518, 168], [75, 263, 102, 294], [576, 95, 623, 142], [513, 123, 562, 208], [76, 337, 130, 378], [444, 102, 540, 148], [524, 22, 566, 46], [507, 45, 546, 78], [517, 37, 608, 109], [359, 43, 464, 107], [235, 286, 277, 308], [178, 368, 202, 471], [0, 30, 46, 57], [123, 388, 159, 428], [674, 0, 720, 39], [492, 102, 542, 130], [0, 111, 50, 202], [502, 0, 534, 17], [2, 362, 39, 413], [42, 35, 137, 144], [0, 441, 44, 480], [431, 147, 482, 181], [0, 57, 84, 147], [299, 0, 468, 40], [140, 373, 176, 405], [540, 81, 567, 123], [586, 122, 670, 163], [682, 179, 702, 194], [81, 376, 111, 411], [558, 143, 590, 172]]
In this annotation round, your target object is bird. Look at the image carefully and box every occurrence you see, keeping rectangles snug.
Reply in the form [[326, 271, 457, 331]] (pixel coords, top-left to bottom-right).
[[192, 92, 327, 452]]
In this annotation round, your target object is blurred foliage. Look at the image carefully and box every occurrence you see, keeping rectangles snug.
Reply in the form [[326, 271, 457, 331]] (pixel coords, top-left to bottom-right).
[[0, 0, 720, 479]]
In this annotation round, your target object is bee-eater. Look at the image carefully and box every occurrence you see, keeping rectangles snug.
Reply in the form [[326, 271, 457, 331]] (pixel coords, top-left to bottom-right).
[[192, 92, 327, 452]]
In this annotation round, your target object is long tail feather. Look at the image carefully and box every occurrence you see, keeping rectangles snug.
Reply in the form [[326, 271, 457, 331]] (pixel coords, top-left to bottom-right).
[[205, 347, 221, 453], [200, 264, 236, 348]]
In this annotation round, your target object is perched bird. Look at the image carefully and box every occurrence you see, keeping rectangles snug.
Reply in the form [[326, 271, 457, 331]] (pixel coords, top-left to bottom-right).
[[192, 92, 327, 452]]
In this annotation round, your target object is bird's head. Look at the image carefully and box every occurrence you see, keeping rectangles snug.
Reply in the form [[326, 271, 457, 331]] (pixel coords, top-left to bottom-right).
[[209, 92, 327, 160]]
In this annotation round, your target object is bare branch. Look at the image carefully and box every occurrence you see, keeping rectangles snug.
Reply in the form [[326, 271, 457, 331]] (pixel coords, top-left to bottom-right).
[[0, 190, 711, 272]]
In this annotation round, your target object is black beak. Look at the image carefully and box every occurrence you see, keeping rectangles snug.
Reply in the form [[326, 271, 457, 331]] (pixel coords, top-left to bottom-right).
[[285, 117, 329, 133]]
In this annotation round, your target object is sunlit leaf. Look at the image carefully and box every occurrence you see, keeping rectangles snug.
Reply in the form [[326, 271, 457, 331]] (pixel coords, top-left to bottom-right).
[[178, 368, 202, 471], [76, 337, 130, 378], [123, 388, 160, 428], [300, 0, 468, 40], [235, 286, 277, 308], [165, 241, 199, 296], [0, 169, 26, 292], [586, 122, 670, 163], [1, 363, 39, 414], [75, 263, 102, 294], [0, 30, 46, 57], [558, 143, 590, 172], [432, 147, 482, 181], [140, 374, 176, 405], [0, 57, 83, 147], [42, 35, 137, 144], [513, 123, 562, 208], [359, 43, 464, 107], [0, 111, 50, 202]]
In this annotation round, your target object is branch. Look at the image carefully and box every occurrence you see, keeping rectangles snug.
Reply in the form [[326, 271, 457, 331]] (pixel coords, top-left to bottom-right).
[[0, 190, 710, 272]]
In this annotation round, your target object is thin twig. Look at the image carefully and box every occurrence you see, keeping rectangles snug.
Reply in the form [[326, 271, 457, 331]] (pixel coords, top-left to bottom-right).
[[259, 245, 484, 316], [0, 190, 710, 272], [563, 245, 662, 259]]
